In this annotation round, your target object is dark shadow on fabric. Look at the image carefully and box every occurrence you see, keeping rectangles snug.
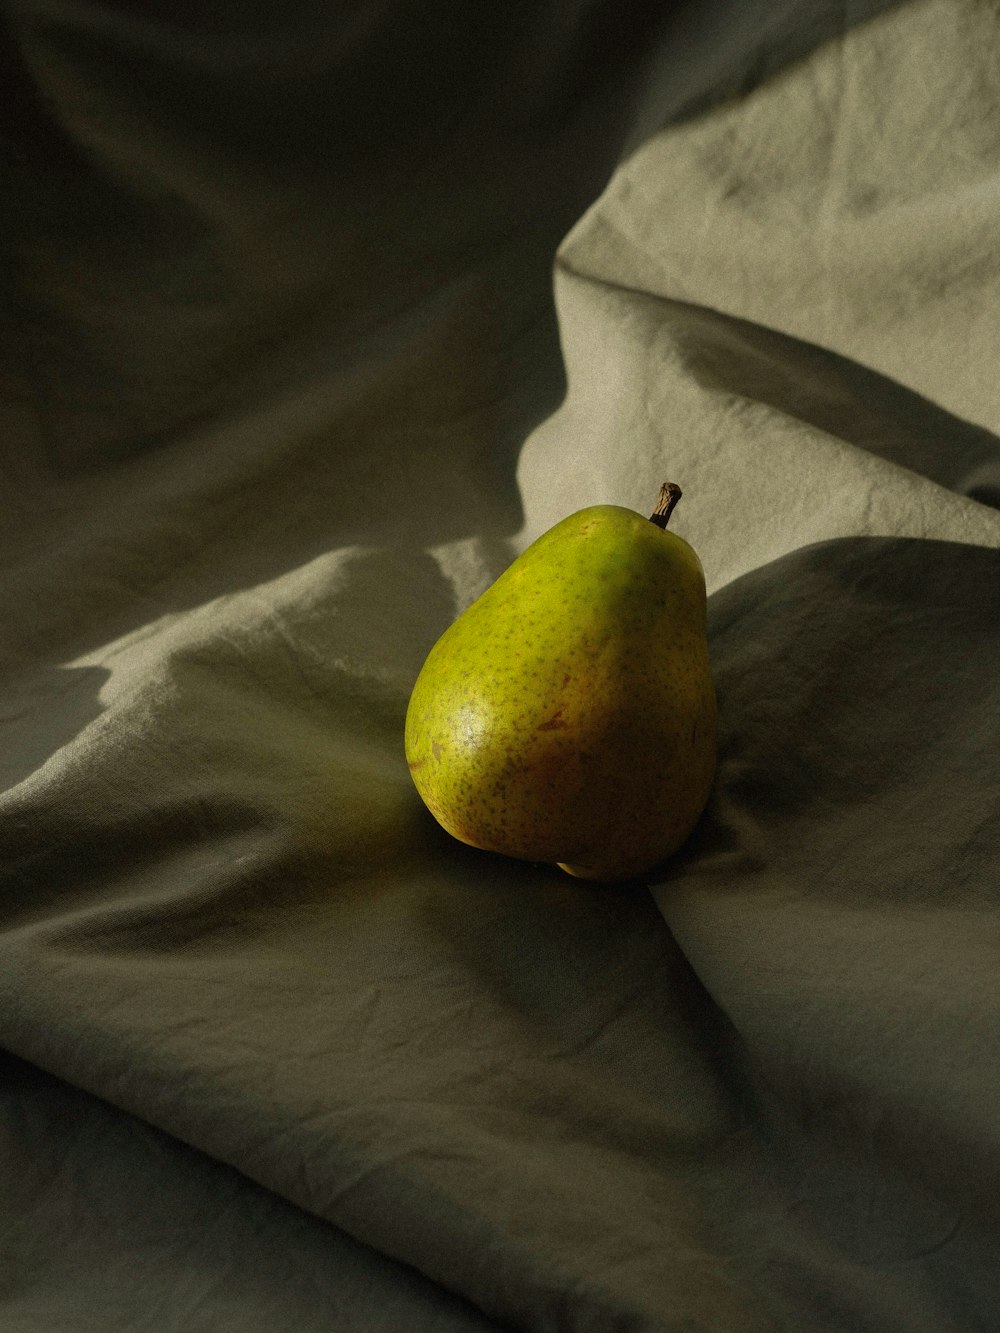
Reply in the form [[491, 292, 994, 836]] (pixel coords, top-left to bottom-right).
[[645, 535, 1000, 1327], [0, 666, 110, 793], [411, 846, 754, 1143], [2, 1, 675, 480], [689, 536, 1000, 908], [751, 1054, 1000, 1260], [658, 299, 1000, 505], [5, 0, 911, 492], [622, 0, 909, 156]]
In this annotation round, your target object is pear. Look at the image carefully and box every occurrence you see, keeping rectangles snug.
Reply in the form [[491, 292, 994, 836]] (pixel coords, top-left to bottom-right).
[[404, 484, 717, 881]]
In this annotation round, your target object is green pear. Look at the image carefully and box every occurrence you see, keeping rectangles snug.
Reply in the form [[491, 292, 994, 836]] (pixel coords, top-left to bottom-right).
[[405, 484, 717, 881]]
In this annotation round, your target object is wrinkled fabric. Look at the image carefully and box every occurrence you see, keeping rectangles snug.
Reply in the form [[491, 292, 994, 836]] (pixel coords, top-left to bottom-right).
[[2, 0, 999, 1329]]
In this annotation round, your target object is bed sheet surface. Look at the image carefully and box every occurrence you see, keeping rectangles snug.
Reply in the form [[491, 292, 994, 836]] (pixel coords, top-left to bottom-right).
[[2, 0, 999, 1328]]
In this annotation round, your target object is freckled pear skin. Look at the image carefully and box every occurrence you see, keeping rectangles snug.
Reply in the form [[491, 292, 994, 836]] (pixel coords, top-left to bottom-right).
[[404, 485, 718, 882]]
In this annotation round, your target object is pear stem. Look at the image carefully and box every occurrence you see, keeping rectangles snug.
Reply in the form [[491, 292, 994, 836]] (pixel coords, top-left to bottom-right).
[[649, 482, 682, 529]]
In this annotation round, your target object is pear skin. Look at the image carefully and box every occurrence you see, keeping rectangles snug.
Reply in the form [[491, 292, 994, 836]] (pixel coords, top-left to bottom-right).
[[404, 485, 717, 881]]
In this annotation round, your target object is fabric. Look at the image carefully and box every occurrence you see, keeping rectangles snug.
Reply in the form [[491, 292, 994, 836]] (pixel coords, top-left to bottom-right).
[[2, 0, 999, 1328]]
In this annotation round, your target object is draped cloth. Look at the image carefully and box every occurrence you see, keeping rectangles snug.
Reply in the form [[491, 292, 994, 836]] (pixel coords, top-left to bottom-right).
[[2, 1, 998, 1327]]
